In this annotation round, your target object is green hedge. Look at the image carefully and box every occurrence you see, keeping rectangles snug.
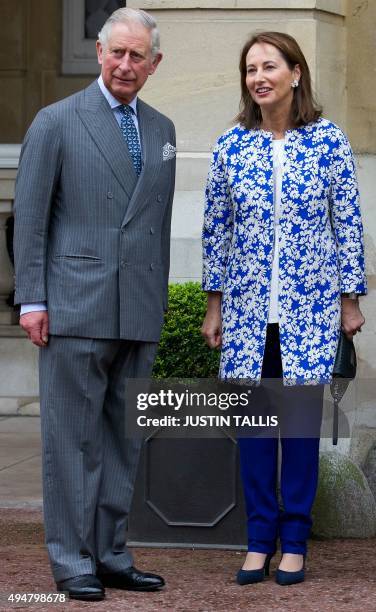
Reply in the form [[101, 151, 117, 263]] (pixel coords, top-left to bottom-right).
[[153, 282, 220, 378]]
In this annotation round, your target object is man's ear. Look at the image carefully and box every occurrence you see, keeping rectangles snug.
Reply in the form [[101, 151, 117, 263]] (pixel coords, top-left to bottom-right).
[[96, 40, 104, 65], [149, 52, 163, 75]]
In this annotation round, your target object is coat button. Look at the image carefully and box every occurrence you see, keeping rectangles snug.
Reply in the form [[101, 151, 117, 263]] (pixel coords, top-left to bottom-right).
[[156, 194, 162, 203], [150, 227, 155, 235], [120, 260, 126, 268], [121, 227, 126, 234], [107, 192, 114, 199], [150, 263, 155, 271]]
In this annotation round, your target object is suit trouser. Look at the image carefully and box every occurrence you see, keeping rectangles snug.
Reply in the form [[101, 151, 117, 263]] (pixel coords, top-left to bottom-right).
[[237, 324, 323, 555], [39, 335, 157, 582]]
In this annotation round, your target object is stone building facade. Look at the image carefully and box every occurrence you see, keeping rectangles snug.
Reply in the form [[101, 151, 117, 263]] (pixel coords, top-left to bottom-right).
[[0, 1, 375, 456]]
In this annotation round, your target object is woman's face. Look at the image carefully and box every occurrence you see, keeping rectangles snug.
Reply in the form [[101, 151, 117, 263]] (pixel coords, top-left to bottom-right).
[[245, 42, 300, 114]]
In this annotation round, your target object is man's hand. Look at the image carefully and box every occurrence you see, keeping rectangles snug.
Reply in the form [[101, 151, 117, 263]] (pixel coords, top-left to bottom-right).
[[201, 292, 222, 349], [20, 311, 49, 347], [341, 297, 365, 340]]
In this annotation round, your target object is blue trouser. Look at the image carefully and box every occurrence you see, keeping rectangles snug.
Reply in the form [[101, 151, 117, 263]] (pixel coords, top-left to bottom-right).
[[238, 324, 323, 555]]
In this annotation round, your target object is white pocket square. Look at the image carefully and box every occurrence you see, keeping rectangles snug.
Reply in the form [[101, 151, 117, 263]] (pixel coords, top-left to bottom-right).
[[162, 142, 177, 161]]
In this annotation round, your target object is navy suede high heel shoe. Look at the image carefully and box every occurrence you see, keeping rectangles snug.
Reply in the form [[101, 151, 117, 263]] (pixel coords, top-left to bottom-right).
[[275, 555, 306, 586], [236, 552, 275, 585]]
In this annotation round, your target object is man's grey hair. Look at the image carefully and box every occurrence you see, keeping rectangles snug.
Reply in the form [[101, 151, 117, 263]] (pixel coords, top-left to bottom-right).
[[98, 7, 160, 58]]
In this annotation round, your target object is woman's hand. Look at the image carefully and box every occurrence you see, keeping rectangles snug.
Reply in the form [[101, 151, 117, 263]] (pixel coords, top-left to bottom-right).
[[341, 296, 365, 340], [201, 292, 222, 349]]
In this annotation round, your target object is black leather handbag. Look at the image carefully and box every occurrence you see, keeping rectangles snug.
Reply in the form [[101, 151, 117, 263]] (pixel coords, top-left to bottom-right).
[[330, 331, 357, 444]]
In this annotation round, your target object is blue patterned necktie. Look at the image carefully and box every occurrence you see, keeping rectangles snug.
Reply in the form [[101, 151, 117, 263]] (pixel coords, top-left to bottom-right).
[[119, 104, 142, 176]]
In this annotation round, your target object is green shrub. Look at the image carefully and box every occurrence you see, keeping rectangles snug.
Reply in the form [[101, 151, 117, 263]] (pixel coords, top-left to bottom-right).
[[153, 282, 220, 378]]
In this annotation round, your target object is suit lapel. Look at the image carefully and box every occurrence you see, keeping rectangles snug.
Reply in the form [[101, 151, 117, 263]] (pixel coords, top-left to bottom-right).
[[121, 99, 162, 227], [76, 81, 138, 199]]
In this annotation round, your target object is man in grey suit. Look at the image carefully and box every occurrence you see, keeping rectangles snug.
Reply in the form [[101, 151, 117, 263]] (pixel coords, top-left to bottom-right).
[[13, 8, 175, 602]]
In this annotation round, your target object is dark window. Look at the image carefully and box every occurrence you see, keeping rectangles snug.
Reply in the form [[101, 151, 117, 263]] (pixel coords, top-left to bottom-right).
[[85, 0, 125, 39]]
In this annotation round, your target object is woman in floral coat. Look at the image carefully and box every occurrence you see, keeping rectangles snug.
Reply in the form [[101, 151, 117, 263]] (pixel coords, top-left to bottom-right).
[[202, 32, 366, 585]]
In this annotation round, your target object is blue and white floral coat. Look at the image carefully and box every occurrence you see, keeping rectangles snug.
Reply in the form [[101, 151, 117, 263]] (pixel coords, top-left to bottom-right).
[[202, 118, 367, 384]]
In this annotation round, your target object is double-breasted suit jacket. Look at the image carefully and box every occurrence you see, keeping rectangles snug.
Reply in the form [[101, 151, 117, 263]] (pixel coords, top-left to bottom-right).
[[202, 118, 367, 384], [13, 80, 176, 582], [14, 80, 176, 341]]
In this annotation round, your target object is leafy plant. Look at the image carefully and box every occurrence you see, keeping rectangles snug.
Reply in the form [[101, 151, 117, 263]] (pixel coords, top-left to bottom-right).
[[153, 282, 220, 378]]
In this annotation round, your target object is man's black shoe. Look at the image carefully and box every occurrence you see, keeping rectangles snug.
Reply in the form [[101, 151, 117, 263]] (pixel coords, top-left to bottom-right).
[[56, 574, 105, 601], [98, 566, 165, 591]]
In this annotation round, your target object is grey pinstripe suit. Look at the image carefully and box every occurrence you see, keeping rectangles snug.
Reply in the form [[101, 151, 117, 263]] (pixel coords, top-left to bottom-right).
[[13, 81, 176, 581]]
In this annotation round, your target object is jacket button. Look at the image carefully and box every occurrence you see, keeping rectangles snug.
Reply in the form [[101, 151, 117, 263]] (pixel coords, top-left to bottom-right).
[[150, 263, 155, 271], [156, 194, 162, 203], [120, 260, 126, 268], [107, 192, 114, 199], [150, 227, 155, 235], [121, 227, 126, 234]]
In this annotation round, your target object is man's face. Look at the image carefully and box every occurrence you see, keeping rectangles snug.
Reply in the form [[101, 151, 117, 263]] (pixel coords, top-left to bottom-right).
[[96, 22, 162, 104]]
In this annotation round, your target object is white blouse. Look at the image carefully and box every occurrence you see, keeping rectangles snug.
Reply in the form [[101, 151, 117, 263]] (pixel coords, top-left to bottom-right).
[[268, 139, 286, 323]]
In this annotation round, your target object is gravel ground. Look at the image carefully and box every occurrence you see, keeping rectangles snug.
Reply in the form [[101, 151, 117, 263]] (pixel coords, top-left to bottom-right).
[[0, 509, 375, 612]]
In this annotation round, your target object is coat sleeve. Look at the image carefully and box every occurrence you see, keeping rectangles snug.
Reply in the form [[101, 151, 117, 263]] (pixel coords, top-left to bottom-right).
[[13, 108, 62, 305], [161, 120, 176, 311], [202, 140, 233, 292], [329, 130, 367, 295]]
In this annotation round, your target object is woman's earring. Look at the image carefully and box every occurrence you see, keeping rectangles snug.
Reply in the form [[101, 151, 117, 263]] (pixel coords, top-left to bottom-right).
[[291, 79, 299, 88]]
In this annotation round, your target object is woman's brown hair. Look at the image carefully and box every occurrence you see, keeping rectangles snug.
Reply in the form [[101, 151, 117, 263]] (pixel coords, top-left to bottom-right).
[[236, 31, 322, 130]]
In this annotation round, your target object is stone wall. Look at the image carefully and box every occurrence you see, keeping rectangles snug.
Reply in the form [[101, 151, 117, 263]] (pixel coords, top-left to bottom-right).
[[0, 1, 375, 149], [0, 0, 375, 409], [347, 0, 376, 153]]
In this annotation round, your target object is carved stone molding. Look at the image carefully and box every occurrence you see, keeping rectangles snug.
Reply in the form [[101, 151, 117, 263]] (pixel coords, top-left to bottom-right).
[[0, 146, 20, 326], [128, 0, 346, 14]]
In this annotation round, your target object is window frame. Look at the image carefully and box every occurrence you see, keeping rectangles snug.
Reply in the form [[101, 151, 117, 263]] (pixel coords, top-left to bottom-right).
[[62, 0, 123, 74]]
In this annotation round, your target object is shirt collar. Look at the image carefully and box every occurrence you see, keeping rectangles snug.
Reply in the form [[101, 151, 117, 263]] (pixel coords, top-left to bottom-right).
[[98, 75, 138, 116]]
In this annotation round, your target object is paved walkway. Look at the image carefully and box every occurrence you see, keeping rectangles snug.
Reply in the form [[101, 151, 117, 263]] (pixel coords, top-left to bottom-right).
[[0, 416, 42, 507], [0, 417, 375, 611]]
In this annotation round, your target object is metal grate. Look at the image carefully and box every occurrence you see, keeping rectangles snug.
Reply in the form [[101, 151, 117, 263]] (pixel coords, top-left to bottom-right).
[[85, 0, 125, 39]]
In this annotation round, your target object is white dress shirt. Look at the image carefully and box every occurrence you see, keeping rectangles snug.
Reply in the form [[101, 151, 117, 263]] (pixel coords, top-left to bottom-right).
[[97, 74, 140, 138], [20, 76, 140, 316], [268, 139, 285, 323]]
